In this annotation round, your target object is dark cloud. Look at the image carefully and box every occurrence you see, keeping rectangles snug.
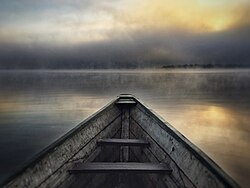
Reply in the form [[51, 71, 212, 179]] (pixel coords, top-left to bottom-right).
[[0, 0, 250, 69], [0, 23, 250, 69]]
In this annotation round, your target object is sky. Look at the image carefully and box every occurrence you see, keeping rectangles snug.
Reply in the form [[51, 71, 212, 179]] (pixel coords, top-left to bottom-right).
[[0, 0, 250, 68]]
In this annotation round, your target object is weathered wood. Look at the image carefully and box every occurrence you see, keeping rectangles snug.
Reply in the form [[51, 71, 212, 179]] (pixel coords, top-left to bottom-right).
[[69, 162, 172, 174], [130, 120, 195, 188], [120, 107, 130, 162], [115, 100, 137, 105], [59, 140, 121, 188], [130, 100, 239, 188], [115, 94, 137, 106], [39, 119, 121, 188], [97, 138, 149, 147], [3, 101, 121, 188], [2, 95, 239, 188]]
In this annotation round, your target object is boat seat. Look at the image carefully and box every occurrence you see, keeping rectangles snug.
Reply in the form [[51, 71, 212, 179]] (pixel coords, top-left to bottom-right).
[[69, 162, 172, 174], [97, 139, 149, 147]]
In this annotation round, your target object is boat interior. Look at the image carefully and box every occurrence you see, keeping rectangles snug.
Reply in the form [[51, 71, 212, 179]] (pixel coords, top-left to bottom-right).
[[61, 94, 173, 188]]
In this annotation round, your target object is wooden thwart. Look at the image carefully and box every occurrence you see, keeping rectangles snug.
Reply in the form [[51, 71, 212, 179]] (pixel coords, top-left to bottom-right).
[[69, 162, 172, 174], [97, 139, 149, 147]]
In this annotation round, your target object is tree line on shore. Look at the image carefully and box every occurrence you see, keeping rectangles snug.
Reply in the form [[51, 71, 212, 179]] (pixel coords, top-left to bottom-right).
[[162, 63, 249, 69]]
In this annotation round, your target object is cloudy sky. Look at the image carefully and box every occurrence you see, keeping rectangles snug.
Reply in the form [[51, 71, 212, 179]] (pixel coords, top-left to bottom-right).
[[0, 0, 250, 68]]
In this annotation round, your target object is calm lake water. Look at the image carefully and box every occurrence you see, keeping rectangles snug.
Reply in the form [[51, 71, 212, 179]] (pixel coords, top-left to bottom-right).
[[0, 69, 249, 187]]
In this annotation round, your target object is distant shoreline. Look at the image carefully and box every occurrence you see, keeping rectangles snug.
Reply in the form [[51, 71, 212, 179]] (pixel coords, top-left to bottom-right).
[[0, 64, 250, 71], [162, 64, 249, 69], [0, 68, 250, 74]]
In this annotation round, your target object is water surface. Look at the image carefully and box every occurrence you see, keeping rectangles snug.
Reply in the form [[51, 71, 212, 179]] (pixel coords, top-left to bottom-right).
[[0, 69, 249, 187]]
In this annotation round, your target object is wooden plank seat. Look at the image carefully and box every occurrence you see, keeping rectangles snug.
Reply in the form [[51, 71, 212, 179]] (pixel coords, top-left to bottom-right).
[[69, 162, 172, 174], [97, 139, 149, 147]]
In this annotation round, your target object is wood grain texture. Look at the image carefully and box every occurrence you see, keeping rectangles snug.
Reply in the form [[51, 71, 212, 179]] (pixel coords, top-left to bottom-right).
[[69, 162, 172, 174], [40, 118, 121, 188], [130, 118, 195, 188], [3, 101, 121, 188], [97, 138, 149, 147], [130, 100, 239, 188], [120, 108, 130, 162]]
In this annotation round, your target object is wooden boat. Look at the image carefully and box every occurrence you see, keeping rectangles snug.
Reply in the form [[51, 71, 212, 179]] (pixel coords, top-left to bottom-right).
[[2, 94, 239, 188]]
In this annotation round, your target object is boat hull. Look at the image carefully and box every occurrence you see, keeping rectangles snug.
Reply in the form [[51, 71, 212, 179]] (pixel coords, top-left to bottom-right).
[[2, 94, 239, 188]]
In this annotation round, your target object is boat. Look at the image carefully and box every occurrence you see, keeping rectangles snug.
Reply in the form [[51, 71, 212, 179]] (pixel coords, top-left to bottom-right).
[[2, 94, 239, 188]]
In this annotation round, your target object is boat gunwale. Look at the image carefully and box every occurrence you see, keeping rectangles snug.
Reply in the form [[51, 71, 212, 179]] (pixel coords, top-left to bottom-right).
[[1, 97, 119, 187], [134, 96, 240, 188]]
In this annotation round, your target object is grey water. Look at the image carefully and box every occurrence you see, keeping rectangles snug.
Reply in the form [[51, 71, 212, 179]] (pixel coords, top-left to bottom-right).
[[0, 69, 249, 187]]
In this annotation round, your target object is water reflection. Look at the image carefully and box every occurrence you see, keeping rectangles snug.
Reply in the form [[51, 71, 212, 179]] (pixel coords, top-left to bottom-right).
[[0, 69, 249, 187], [148, 101, 250, 187]]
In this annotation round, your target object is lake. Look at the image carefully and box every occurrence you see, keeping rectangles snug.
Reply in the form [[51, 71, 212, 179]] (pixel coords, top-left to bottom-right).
[[0, 69, 249, 187]]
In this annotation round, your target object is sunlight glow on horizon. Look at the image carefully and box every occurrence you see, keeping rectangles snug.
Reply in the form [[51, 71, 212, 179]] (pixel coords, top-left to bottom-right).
[[0, 0, 249, 45]]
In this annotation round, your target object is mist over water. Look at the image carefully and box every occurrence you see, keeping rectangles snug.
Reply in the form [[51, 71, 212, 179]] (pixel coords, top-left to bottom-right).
[[0, 69, 249, 187]]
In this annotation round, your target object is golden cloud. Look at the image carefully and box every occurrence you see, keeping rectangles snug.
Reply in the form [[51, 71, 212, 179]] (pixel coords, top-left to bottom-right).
[[0, 0, 250, 44], [110, 0, 250, 33]]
